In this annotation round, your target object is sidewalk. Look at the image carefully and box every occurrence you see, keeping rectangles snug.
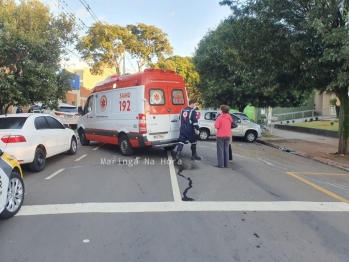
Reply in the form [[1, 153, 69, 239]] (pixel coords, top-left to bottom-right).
[[256, 127, 349, 172]]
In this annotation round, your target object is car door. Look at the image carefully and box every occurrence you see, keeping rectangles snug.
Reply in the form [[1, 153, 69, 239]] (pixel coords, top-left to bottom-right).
[[34, 116, 57, 156], [45, 116, 70, 153], [231, 114, 243, 137], [83, 95, 95, 140]]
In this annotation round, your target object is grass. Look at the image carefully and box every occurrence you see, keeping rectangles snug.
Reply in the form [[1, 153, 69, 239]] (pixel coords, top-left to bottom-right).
[[290, 120, 339, 131]]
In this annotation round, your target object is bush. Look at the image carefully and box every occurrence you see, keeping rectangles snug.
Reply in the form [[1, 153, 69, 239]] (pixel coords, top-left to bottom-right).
[[310, 118, 313, 122], [292, 120, 295, 123], [315, 117, 318, 121], [287, 120, 289, 124], [280, 121, 283, 124], [305, 119, 308, 122], [331, 122, 334, 126]]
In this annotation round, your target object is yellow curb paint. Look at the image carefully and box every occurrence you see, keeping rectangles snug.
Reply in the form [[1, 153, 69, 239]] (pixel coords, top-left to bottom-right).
[[293, 172, 349, 176], [286, 172, 349, 204]]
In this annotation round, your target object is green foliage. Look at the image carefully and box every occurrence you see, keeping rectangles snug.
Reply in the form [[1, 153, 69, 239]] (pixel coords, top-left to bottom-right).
[[305, 119, 308, 122], [219, 0, 349, 154], [287, 120, 289, 124], [77, 22, 173, 75], [126, 23, 173, 72], [329, 98, 337, 107], [310, 118, 313, 122], [76, 22, 130, 76], [193, 15, 312, 112], [331, 122, 334, 126], [292, 120, 295, 123], [0, 0, 78, 114], [315, 117, 318, 121]]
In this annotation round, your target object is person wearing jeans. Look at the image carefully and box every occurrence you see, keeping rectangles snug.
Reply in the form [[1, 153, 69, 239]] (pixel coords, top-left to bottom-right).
[[214, 105, 233, 168]]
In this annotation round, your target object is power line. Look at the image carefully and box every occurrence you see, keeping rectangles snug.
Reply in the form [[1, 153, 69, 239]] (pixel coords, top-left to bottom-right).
[[78, 0, 100, 23]]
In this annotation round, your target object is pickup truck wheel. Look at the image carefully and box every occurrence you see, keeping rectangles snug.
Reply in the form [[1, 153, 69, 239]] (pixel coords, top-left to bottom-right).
[[29, 148, 46, 172], [198, 128, 209, 140], [0, 171, 25, 219], [79, 129, 90, 146], [67, 137, 77, 155], [163, 145, 177, 151], [245, 130, 256, 142], [119, 135, 134, 156]]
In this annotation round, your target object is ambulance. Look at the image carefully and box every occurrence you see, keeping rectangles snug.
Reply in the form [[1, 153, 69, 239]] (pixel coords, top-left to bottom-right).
[[77, 69, 188, 156]]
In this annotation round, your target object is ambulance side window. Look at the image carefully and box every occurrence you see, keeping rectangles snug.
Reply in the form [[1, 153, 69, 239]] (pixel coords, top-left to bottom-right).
[[149, 89, 165, 105], [172, 90, 184, 105], [85, 96, 93, 113]]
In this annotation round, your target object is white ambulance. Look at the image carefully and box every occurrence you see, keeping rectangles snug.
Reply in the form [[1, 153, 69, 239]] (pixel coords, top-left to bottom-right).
[[77, 69, 188, 155]]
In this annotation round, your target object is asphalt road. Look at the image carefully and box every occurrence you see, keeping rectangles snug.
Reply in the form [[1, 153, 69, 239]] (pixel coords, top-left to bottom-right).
[[1, 138, 349, 262]]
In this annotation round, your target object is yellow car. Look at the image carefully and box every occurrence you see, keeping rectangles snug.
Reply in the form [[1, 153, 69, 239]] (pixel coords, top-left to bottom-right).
[[0, 148, 25, 219]]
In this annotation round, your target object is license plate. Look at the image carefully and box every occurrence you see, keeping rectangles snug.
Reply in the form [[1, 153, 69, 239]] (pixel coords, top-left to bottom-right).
[[153, 134, 165, 139], [65, 115, 73, 118]]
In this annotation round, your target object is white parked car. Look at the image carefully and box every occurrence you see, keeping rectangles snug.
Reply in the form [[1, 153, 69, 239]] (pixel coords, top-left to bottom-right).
[[0, 113, 77, 172], [196, 110, 262, 142], [44, 103, 80, 129]]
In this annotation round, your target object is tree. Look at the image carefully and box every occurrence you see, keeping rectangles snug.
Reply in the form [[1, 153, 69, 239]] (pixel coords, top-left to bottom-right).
[[126, 23, 173, 72], [76, 22, 131, 76], [0, 0, 78, 114], [220, 0, 349, 154], [150, 56, 201, 103], [193, 17, 312, 112]]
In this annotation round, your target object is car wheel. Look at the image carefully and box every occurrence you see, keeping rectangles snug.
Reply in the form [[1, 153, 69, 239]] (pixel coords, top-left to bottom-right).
[[199, 128, 209, 140], [67, 137, 77, 155], [29, 147, 46, 172], [163, 145, 177, 151], [119, 134, 134, 156], [79, 129, 90, 146], [245, 130, 256, 142], [0, 171, 25, 219]]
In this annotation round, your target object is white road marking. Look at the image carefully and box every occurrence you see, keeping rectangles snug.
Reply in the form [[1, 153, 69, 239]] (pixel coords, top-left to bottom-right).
[[167, 151, 182, 202], [93, 143, 105, 151], [83, 239, 90, 243], [45, 168, 65, 180], [16, 201, 349, 216], [75, 154, 87, 161], [258, 158, 275, 166]]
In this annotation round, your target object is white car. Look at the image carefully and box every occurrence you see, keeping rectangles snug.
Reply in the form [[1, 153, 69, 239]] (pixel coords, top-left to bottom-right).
[[44, 103, 80, 129], [196, 110, 262, 142], [0, 113, 77, 172]]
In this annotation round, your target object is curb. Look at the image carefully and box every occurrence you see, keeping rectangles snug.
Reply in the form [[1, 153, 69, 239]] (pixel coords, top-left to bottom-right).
[[256, 139, 349, 172]]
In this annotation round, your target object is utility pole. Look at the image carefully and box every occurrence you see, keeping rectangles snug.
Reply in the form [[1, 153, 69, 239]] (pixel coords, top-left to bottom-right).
[[123, 51, 126, 75]]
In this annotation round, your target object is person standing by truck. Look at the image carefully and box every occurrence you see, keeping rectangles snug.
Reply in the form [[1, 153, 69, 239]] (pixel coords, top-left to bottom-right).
[[175, 99, 202, 162]]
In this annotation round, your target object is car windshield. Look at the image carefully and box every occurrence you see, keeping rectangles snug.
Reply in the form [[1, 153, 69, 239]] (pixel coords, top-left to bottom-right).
[[58, 106, 78, 113], [0, 117, 27, 129]]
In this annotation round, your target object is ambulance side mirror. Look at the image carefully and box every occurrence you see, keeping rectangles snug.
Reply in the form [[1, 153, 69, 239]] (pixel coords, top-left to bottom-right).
[[0, 148, 3, 157]]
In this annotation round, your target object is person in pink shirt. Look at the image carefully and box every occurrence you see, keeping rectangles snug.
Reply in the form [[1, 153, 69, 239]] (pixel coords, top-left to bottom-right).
[[214, 105, 233, 168]]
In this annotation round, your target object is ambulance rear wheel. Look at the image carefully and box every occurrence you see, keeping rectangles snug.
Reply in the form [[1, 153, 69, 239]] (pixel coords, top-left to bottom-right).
[[163, 145, 177, 151], [119, 135, 134, 156]]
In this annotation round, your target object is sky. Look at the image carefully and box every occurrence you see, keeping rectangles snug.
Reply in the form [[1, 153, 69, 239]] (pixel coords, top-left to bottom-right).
[[41, 0, 232, 71]]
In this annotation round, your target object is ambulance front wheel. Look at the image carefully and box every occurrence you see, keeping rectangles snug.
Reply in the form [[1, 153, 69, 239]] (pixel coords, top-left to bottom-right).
[[119, 134, 134, 156], [79, 129, 90, 146]]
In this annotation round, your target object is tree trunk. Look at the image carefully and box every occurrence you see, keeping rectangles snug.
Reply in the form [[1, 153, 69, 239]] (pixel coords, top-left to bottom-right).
[[5, 104, 11, 114], [337, 89, 349, 155]]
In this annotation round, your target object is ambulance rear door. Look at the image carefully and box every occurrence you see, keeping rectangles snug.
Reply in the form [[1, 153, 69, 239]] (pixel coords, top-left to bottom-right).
[[145, 86, 171, 142], [166, 77, 186, 140]]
